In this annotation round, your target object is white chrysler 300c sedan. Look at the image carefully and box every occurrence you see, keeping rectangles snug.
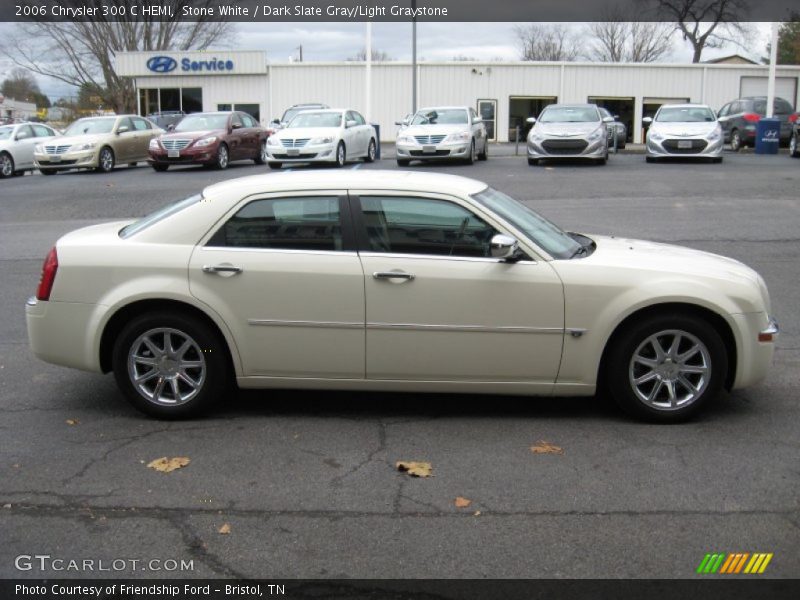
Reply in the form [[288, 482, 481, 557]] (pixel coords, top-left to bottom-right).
[[26, 171, 777, 421]]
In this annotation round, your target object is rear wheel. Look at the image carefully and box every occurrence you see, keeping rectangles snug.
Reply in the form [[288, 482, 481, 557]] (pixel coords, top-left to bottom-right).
[[215, 144, 229, 169], [0, 152, 14, 178], [254, 140, 267, 164], [478, 140, 488, 161], [112, 311, 229, 419], [645, 156, 657, 163], [96, 147, 115, 173], [152, 164, 169, 172], [711, 156, 723, 164], [790, 133, 800, 158], [365, 139, 376, 163], [606, 313, 727, 423], [730, 129, 743, 152]]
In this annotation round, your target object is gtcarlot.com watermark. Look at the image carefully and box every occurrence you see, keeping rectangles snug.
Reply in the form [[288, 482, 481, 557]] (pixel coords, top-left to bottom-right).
[[14, 554, 194, 573]]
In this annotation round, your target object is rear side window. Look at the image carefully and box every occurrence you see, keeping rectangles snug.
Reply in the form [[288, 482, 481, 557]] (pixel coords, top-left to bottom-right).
[[208, 197, 343, 251], [120, 194, 202, 239]]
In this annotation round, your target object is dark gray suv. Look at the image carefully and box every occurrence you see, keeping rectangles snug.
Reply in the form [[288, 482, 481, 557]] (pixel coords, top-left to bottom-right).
[[717, 96, 795, 151]]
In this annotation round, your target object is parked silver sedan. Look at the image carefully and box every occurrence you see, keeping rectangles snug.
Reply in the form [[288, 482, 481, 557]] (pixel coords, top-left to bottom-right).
[[395, 106, 488, 166], [0, 122, 58, 178], [527, 104, 611, 165], [644, 104, 723, 163]]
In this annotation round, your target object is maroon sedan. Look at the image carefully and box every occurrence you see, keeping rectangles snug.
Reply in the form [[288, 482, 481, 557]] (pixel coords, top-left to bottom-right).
[[148, 111, 268, 171]]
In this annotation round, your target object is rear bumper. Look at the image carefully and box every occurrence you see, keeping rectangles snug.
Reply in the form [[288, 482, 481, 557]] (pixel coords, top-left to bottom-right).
[[26, 297, 102, 372]]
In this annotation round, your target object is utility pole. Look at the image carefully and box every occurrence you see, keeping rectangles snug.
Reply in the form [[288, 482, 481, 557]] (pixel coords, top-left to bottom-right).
[[766, 22, 779, 118], [412, 0, 417, 113], [365, 22, 372, 122], [295, 45, 303, 62]]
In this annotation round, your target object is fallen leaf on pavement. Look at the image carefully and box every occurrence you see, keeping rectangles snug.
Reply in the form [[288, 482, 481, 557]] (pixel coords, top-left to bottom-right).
[[147, 457, 190, 473], [218, 523, 231, 535], [396, 461, 432, 478], [530, 441, 564, 455], [455, 496, 472, 508], [66, 419, 79, 426], [474, 510, 481, 516]]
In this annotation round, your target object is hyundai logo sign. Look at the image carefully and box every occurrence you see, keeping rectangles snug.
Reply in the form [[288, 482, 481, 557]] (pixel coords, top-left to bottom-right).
[[146, 56, 178, 73]]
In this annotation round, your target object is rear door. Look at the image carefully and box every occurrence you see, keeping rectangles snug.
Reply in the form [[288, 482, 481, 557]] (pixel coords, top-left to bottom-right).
[[189, 192, 366, 379], [131, 117, 156, 160], [13, 125, 37, 168], [228, 112, 247, 160]]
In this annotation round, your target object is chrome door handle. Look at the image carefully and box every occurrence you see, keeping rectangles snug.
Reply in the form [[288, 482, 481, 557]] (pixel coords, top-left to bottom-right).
[[373, 271, 414, 281], [202, 265, 243, 274]]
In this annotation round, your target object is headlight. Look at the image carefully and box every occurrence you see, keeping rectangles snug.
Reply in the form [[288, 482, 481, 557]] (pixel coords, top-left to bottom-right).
[[649, 131, 665, 142], [74, 142, 96, 151], [310, 136, 333, 145], [34, 144, 44, 153], [267, 136, 281, 146], [397, 135, 416, 144], [446, 131, 471, 143], [149, 138, 160, 150], [707, 128, 721, 141], [587, 127, 604, 141], [194, 136, 217, 148], [529, 132, 544, 142]]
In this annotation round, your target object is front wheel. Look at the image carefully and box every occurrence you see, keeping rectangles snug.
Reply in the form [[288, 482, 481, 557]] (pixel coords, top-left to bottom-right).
[[477, 140, 488, 161], [39, 168, 56, 175], [96, 147, 115, 173], [527, 158, 539, 166], [112, 312, 230, 419], [215, 144, 229, 169], [0, 152, 14, 178], [335, 142, 346, 167], [464, 140, 476, 165], [790, 133, 800, 158], [730, 129, 743, 152], [397, 159, 410, 167], [364, 139, 376, 163], [254, 140, 267, 164], [606, 313, 727, 423], [152, 164, 169, 172], [268, 162, 282, 170]]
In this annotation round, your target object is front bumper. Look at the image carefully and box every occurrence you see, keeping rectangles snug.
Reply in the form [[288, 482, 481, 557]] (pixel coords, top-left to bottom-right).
[[26, 296, 103, 373], [646, 135, 723, 158], [396, 141, 471, 161], [527, 136, 606, 159], [730, 312, 778, 390], [149, 144, 219, 165], [266, 142, 337, 163], [34, 149, 99, 170]]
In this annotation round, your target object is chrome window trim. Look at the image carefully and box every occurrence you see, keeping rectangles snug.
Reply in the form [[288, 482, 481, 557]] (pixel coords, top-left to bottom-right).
[[358, 251, 536, 265], [249, 319, 363, 329], [202, 247, 357, 257], [367, 323, 569, 334]]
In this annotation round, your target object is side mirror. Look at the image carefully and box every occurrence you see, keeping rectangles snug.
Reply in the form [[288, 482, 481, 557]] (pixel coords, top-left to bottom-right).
[[231, 122, 242, 130], [602, 116, 614, 123], [642, 117, 653, 126], [346, 119, 357, 128], [16, 131, 29, 140], [613, 114, 620, 120], [473, 117, 483, 123], [116, 125, 129, 134], [271, 118, 280, 125], [526, 117, 537, 124], [490, 234, 519, 260], [167, 124, 175, 132], [394, 121, 404, 126]]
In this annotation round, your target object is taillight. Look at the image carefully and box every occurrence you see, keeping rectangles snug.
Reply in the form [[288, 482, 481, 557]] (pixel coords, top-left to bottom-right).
[[742, 113, 761, 123], [789, 113, 798, 123], [36, 246, 58, 301]]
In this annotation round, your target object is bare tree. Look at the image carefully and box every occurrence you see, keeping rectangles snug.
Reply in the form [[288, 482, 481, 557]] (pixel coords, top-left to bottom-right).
[[346, 48, 393, 62], [0, 1, 234, 113], [653, 0, 753, 63], [587, 6, 674, 63], [514, 24, 582, 61]]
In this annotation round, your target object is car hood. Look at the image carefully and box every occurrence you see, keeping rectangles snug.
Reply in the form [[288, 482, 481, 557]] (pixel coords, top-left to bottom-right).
[[650, 122, 719, 137], [161, 129, 224, 141], [400, 124, 471, 137], [584, 235, 759, 283], [534, 122, 604, 137], [275, 127, 340, 139], [48, 133, 111, 147]]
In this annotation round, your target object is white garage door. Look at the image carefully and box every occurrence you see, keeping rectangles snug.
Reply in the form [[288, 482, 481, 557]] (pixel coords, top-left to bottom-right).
[[739, 77, 798, 106]]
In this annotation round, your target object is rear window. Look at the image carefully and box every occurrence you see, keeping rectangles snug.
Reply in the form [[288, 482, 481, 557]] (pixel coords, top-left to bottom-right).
[[119, 194, 202, 239]]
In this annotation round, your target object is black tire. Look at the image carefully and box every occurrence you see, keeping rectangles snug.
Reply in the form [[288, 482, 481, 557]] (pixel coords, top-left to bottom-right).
[[13, 170, 24, 176], [254, 140, 267, 165], [730, 129, 742, 152], [527, 158, 539, 166], [606, 312, 727, 423], [215, 143, 229, 170], [789, 133, 800, 158], [96, 147, 115, 173], [645, 156, 656, 163], [112, 311, 230, 419], [618, 140, 626, 150], [465, 140, 476, 165], [711, 156, 723, 164], [596, 156, 607, 165], [152, 164, 169, 172], [335, 141, 346, 167], [397, 159, 410, 167], [268, 162, 282, 170], [128, 162, 138, 168], [477, 140, 488, 161], [364, 138, 376, 163], [0, 152, 14, 178], [39, 168, 56, 176]]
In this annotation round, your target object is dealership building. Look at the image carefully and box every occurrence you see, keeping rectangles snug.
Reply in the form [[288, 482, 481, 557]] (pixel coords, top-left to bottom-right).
[[115, 50, 800, 144]]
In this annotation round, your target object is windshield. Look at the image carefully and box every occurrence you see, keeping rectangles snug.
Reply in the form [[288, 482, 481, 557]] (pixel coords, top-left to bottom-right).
[[64, 118, 115, 136], [412, 109, 468, 125], [119, 194, 202, 239], [472, 187, 581, 259], [656, 107, 715, 122], [174, 114, 229, 132], [287, 112, 342, 128], [539, 106, 599, 123], [0, 126, 13, 141]]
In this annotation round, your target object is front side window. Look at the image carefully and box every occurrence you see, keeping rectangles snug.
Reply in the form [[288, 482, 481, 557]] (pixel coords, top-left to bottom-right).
[[132, 117, 151, 131], [209, 197, 342, 251], [359, 196, 498, 257], [64, 118, 115, 136]]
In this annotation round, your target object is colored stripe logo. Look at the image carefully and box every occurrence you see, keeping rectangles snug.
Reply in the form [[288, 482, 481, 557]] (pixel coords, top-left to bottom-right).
[[696, 552, 773, 574]]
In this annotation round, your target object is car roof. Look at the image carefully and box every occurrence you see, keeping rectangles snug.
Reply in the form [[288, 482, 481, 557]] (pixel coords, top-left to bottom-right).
[[416, 106, 470, 112], [203, 170, 488, 198], [658, 103, 712, 109], [544, 103, 598, 109]]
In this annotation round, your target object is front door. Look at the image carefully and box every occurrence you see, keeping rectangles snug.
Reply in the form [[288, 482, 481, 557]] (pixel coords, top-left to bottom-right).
[[352, 193, 564, 384], [189, 193, 365, 378]]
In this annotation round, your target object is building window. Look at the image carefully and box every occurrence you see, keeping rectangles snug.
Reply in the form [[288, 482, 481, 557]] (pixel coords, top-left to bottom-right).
[[181, 88, 202, 113], [138, 87, 203, 116], [217, 103, 260, 122]]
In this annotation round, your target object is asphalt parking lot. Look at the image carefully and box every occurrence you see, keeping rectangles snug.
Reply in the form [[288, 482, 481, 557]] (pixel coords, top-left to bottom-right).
[[1, 150, 798, 579]]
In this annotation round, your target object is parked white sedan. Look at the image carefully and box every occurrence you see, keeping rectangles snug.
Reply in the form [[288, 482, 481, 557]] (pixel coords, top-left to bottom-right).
[[395, 106, 488, 166], [26, 171, 777, 422], [0, 122, 58, 178], [266, 109, 376, 168], [644, 104, 724, 163]]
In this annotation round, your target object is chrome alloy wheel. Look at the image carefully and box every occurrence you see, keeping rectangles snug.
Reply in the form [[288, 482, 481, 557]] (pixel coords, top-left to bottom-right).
[[628, 329, 711, 410], [0, 153, 13, 177], [259, 141, 267, 162], [127, 328, 206, 406], [99, 148, 114, 172]]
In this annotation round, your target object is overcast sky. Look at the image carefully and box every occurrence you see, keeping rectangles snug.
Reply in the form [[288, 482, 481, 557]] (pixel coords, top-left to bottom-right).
[[0, 21, 774, 100]]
